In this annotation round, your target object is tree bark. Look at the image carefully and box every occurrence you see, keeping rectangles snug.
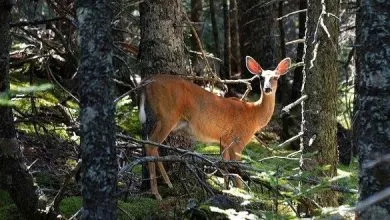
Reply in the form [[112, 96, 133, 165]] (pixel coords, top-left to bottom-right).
[[209, 0, 220, 59], [0, 1, 43, 219], [139, 0, 186, 77], [300, 0, 339, 208], [355, 0, 390, 218], [238, 0, 280, 76], [230, 0, 241, 76], [282, 0, 307, 150], [222, 0, 231, 79], [76, 0, 117, 218], [190, 0, 203, 76]]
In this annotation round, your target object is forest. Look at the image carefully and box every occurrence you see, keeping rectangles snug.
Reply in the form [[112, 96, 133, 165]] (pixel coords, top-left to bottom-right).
[[0, 0, 389, 219]]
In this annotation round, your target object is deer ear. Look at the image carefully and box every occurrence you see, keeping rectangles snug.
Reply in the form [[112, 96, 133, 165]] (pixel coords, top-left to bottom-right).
[[246, 56, 262, 75], [276, 58, 291, 75]]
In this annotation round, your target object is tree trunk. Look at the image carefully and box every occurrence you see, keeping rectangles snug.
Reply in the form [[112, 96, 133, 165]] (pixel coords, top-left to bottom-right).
[[0, 2, 43, 219], [139, 0, 186, 77], [190, 0, 203, 75], [238, 0, 280, 76], [209, 0, 221, 59], [222, 0, 231, 79], [278, 0, 291, 142], [139, 0, 192, 191], [300, 0, 339, 208], [355, 0, 390, 218], [76, 0, 117, 218], [230, 0, 241, 77], [282, 0, 307, 150]]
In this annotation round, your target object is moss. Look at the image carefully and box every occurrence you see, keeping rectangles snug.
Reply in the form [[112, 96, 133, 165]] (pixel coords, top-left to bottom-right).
[[118, 198, 158, 219], [59, 196, 82, 218], [59, 197, 159, 219], [0, 190, 13, 207], [0, 204, 24, 220], [195, 144, 220, 154]]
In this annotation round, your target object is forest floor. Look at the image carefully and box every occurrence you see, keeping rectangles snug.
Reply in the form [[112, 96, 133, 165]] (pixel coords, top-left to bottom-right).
[[1, 119, 358, 219]]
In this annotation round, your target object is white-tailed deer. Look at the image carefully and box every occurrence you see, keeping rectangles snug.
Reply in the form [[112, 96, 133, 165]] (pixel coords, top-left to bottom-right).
[[139, 56, 291, 200]]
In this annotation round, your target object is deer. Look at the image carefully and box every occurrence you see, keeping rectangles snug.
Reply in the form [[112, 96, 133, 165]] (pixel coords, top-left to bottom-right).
[[139, 56, 291, 200]]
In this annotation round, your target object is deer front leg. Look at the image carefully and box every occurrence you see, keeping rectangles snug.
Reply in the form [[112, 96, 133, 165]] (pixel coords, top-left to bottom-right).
[[230, 147, 244, 188], [221, 147, 231, 189]]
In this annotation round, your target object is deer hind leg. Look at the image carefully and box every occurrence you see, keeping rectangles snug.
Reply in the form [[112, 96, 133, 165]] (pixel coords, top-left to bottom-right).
[[147, 119, 177, 199]]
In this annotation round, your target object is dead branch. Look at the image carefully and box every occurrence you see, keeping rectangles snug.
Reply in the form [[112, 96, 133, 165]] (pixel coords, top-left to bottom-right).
[[355, 187, 390, 212], [50, 159, 82, 211], [277, 9, 307, 21], [277, 132, 304, 149], [10, 17, 68, 27], [285, 39, 305, 45], [281, 95, 308, 115]]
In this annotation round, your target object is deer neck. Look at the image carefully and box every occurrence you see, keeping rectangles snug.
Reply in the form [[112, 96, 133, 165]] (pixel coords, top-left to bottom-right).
[[254, 90, 276, 130]]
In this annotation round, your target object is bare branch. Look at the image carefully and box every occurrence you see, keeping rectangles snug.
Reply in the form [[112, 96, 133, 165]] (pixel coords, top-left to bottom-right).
[[355, 187, 390, 212], [281, 95, 308, 114], [277, 9, 307, 21], [277, 132, 304, 149]]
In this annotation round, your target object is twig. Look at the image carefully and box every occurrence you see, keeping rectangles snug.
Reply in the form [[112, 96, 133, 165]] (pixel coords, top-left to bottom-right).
[[281, 95, 308, 114], [277, 132, 304, 149], [68, 208, 82, 220], [355, 187, 390, 212], [185, 162, 215, 196], [183, 12, 216, 78], [45, 62, 80, 103], [10, 17, 68, 27], [277, 9, 307, 21], [286, 175, 358, 194], [285, 39, 305, 45], [363, 154, 390, 169], [50, 159, 82, 211]]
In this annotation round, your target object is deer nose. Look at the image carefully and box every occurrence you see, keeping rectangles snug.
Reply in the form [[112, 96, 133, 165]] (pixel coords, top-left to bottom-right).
[[265, 88, 272, 93]]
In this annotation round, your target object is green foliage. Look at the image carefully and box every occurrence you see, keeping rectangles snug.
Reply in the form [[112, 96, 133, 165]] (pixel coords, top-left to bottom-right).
[[0, 83, 53, 106], [0, 190, 23, 220], [116, 96, 141, 136], [0, 190, 13, 207], [35, 173, 61, 189], [0, 204, 23, 220], [118, 198, 158, 220], [59, 196, 82, 218]]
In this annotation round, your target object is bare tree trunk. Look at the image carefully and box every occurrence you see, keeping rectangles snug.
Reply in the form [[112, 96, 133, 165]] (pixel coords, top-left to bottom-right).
[[278, 0, 290, 142], [230, 0, 241, 76], [355, 0, 390, 218], [282, 0, 307, 150], [209, 0, 220, 59], [190, 0, 203, 76], [77, 0, 117, 218], [0, 2, 43, 219], [223, 0, 231, 79], [300, 0, 339, 209]]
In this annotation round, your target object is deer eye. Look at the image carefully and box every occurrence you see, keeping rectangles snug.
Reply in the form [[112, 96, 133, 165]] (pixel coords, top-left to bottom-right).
[[272, 76, 279, 80]]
